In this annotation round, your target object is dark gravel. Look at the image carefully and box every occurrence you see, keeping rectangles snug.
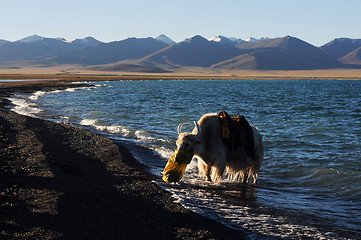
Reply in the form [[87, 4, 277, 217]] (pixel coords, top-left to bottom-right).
[[0, 81, 247, 239]]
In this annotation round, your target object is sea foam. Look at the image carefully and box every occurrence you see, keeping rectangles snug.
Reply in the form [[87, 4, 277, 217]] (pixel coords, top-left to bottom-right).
[[7, 96, 43, 117], [29, 91, 46, 100], [80, 118, 130, 135]]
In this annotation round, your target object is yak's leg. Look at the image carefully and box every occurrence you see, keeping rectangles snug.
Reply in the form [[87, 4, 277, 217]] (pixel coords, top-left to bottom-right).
[[197, 158, 212, 181], [197, 151, 226, 182], [206, 165, 212, 181], [249, 164, 259, 184], [242, 171, 249, 183], [252, 173, 258, 184], [211, 155, 226, 182]]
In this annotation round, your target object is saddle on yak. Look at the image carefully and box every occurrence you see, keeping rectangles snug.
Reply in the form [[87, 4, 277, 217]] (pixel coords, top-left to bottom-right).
[[218, 110, 255, 162]]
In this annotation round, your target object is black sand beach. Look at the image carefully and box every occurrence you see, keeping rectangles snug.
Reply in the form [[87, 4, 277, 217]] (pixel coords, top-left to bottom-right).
[[0, 81, 247, 239]]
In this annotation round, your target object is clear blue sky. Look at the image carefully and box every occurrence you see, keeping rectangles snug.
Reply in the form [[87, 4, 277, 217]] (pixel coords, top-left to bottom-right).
[[1, 0, 360, 46]]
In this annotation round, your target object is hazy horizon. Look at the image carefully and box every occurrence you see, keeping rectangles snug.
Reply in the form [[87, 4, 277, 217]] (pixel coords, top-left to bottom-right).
[[2, 0, 361, 47]]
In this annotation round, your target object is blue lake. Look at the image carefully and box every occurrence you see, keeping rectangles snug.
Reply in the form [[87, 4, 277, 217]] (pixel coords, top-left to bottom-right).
[[9, 79, 361, 239]]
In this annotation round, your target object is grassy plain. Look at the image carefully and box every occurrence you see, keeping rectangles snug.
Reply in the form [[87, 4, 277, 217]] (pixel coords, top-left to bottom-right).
[[1, 65, 361, 81]]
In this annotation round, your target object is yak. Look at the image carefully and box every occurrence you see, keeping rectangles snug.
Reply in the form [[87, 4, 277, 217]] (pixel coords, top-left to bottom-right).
[[163, 111, 263, 183]]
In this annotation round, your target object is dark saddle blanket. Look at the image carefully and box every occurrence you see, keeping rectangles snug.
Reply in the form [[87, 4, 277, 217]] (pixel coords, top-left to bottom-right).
[[218, 110, 255, 161]]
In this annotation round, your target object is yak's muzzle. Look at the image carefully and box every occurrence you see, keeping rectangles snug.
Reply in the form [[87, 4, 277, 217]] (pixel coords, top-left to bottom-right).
[[162, 149, 193, 183]]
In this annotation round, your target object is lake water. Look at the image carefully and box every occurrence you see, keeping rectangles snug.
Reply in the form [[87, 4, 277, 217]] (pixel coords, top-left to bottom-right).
[[8, 80, 361, 239]]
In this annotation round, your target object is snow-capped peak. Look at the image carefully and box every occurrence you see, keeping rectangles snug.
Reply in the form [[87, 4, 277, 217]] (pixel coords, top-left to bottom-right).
[[17, 35, 69, 43], [245, 37, 260, 43], [67, 36, 100, 45], [245, 37, 271, 43], [208, 35, 223, 42], [209, 35, 245, 45], [228, 37, 246, 45], [334, 38, 361, 44], [56, 37, 67, 42], [155, 34, 176, 45], [17, 34, 45, 43]]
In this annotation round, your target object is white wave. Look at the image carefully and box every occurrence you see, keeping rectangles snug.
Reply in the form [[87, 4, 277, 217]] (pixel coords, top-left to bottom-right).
[[135, 129, 156, 142], [9, 87, 98, 119], [65, 86, 94, 92], [27, 89, 66, 101], [95, 125, 122, 134], [71, 81, 92, 84], [151, 146, 174, 159], [49, 89, 62, 94], [60, 116, 69, 122], [79, 118, 131, 136], [29, 91, 46, 100], [120, 126, 131, 136], [80, 118, 98, 126], [65, 88, 76, 92], [46, 86, 96, 96], [7, 97, 42, 117]]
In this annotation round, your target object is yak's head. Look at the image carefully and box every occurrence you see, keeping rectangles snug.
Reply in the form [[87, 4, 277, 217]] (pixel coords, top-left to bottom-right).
[[162, 121, 201, 183], [176, 121, 202, 153]]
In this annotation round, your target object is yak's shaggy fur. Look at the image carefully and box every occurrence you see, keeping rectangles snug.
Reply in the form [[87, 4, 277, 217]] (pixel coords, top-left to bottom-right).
[[177, 112, 263, 183]]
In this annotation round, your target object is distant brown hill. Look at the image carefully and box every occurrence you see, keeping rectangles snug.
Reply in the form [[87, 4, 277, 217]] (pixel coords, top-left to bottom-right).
[[320, 38, 361, 59], [115, 35, 344, 70], [212, 36, 344, 70], [339, 47, 361, 65], [1, 34, 360, 71], [139, 35, 243, 68], [26, 37, 169, 66], [89, 63, 171, 73], [0, 36, 101, 63]]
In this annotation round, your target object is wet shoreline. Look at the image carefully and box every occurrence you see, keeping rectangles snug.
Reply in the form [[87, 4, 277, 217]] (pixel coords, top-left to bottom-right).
[[0, 81, 246, 239]]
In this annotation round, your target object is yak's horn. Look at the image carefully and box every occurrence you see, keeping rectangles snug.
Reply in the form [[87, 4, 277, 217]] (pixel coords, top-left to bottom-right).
[[194, 121, 201, 137], [177, 122, 191, 135]]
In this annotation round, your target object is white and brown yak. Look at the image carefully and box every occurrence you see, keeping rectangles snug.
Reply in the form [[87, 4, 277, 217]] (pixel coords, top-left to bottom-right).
[[163, 111, 263, 183]]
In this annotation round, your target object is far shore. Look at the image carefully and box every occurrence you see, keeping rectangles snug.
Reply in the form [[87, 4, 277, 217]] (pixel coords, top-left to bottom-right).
[[1, 67, 361, 82]]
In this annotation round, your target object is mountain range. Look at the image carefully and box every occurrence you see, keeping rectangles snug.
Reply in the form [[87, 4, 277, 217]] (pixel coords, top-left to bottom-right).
[[1, 34, 361, 72], [0, 35, 101, 63]]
